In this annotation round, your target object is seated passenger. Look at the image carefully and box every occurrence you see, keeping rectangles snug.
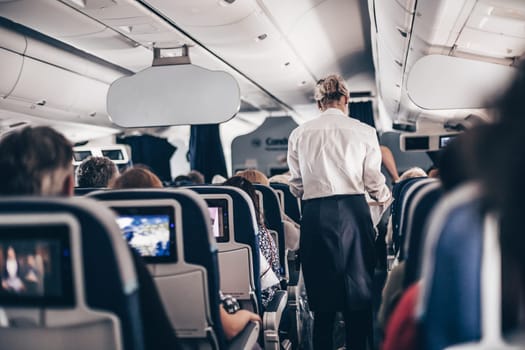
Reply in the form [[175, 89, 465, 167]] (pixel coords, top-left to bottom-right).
[[469, 61, 525, 343], [77, 156, 119, 188], [382, 125, 498, 350], [111, 166, 163, 189], [223, 176, 282, 308], [211, 174, 227, 184], [172, 170, 205, 186], [268, 171, 291, 185], [397, 167, 427, 182], [187, 170, 205, 184], [236, 169, 300, 251], [0, 126, 260, 345]]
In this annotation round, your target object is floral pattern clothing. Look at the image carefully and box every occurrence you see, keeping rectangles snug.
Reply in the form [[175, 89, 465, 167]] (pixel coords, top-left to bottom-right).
[[257, 224, 281, 308], [257, 225, 281, 277]]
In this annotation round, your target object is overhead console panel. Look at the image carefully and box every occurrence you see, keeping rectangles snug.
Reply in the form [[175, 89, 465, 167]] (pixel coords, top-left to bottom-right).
[[400, 132, 459, 152], [107, 61, 240, 127]]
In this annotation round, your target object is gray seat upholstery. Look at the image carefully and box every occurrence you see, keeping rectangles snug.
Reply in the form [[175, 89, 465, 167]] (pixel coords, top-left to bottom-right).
[[0, 197, 143, 350], [89, 188, 260, 350], [190, 186, 291, 350]]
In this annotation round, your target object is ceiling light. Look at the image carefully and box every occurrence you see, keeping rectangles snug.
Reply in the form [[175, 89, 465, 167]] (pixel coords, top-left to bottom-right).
[[68, 0, 86, 8], [255, 33, 268, 42], [479, 17, 488, 29], [118, 25, 133, 34], [218, 0, 236, 6]]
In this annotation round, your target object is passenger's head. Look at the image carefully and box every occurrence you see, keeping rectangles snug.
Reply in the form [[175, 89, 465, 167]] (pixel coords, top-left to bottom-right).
[[110, 166, 163, 189], [187, 170, 205, 184], [0, 126, 74, 196], [474, 61, 525, 293], [268, 172, 291, 185], [223, 176, 263, 226], [435, 126, 492, 193], [211, 174, 227, 184], [236, 169, 269, 186], [314, 74, 350, 113], [427, 166, 439, 178], [173, 174, 192, 186], [398, 167, 427, 182], [76, 156, 118, 188]]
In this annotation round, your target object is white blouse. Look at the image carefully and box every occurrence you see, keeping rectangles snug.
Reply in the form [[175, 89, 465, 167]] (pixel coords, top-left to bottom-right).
[[287, 108, 390, 202]]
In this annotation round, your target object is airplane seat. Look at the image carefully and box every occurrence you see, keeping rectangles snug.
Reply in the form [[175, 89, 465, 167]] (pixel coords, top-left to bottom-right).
[[417, 183, 484, 350], [74, 187, 107, 196], [189, 186, 291, 350], [393, 177, 436, 258], [254, 184, 287, 279], [255, 184, 304, 346], [0, 197, 144, 350], [444, 213, 523, 350], [88, 188, 259, 350], [402, 182, 443, 287], [269, 182, 301, 224]]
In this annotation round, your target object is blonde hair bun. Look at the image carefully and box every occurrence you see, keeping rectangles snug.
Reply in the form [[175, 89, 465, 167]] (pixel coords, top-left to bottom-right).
[[314, 74, 349, 102]]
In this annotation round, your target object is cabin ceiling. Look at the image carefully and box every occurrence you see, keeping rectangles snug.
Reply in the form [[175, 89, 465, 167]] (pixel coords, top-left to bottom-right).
[[0, 0, 375, 123], [0, 0, 523, 141], [371, 0, 525, 129]]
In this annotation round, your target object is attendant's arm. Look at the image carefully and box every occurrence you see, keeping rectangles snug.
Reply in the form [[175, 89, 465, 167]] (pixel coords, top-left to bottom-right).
[[380, 145, 400, 182], [287, 130, 303, 198], [364, 134, 391, 203]]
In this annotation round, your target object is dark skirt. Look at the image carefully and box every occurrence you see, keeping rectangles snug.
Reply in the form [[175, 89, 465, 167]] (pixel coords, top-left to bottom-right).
[[300, 194, 376, 311]]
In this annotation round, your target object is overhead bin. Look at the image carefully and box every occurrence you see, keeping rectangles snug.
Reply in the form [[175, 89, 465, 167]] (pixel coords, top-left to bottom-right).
[[407, 55, 517, 110], [0, 49, 23, 98], [8, 55, 109, 116], [373, 0, 414, 62], [0, 19, 128, 126]]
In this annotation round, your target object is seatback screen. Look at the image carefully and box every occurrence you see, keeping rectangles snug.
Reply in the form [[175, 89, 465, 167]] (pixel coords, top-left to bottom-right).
[[0, 225, 74, 307], [205, 199, 229, 243], [113, 206, 176, 263]]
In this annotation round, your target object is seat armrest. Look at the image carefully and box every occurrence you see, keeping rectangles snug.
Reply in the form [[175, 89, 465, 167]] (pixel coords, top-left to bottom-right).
[[287, 250, 300, 286], [263, 290, 288, 349], [228, 321, 260, 350]]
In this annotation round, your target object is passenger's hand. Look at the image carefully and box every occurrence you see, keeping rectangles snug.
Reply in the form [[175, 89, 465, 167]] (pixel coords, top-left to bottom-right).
[[220, 306, 261, 340]]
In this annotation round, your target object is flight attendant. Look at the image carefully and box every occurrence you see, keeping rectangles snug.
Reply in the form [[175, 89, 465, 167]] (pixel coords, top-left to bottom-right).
[[287, 75, 390, 349]]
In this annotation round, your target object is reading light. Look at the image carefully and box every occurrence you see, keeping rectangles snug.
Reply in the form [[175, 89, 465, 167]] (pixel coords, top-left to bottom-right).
[[256, 33, 268, 41]]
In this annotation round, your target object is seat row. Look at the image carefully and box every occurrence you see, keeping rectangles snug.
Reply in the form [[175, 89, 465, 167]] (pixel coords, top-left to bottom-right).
[[386, 178, 523, 349], [0, 182, 303, 350]]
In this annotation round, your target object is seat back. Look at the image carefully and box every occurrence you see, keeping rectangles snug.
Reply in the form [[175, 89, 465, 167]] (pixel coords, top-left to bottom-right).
[[269, 183, 301, 224], [189, 186, 262, 314], [0, 197, 142, 350], [417, 183, 484, 350], [445, 214, 522, 350], [74, 187, 106, 196], [254, 184, 286, 277], [394, 177, 435, 257], [89, 189, 225, 349], [402, 182, 443, 287]]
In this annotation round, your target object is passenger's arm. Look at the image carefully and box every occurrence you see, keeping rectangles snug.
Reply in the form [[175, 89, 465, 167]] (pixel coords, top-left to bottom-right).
[[220, 306, 261, 341], [364, 134, 391, 203], [287, 130, 303, 198]]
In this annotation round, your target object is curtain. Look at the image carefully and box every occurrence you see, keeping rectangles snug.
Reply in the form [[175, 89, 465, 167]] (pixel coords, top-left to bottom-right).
[[349, 101, 375, 128], [189, 124, 228, 183], [117, 134, 176, 182]]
